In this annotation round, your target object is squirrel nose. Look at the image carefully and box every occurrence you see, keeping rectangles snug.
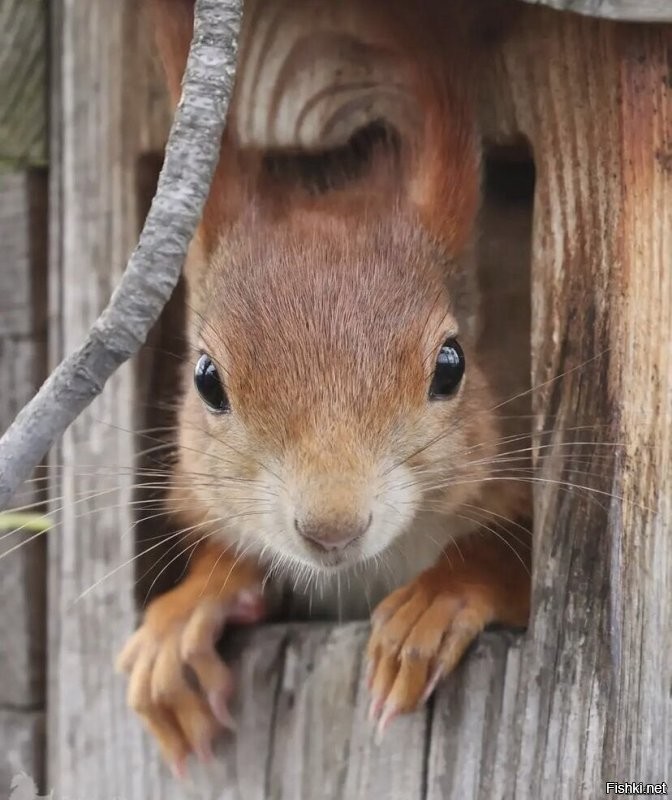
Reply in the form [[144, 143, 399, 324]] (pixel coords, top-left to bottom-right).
[[295, 513, 372, 552]]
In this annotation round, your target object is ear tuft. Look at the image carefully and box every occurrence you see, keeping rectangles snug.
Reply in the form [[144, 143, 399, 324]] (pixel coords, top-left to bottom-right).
[[144, 0, 195, 105]]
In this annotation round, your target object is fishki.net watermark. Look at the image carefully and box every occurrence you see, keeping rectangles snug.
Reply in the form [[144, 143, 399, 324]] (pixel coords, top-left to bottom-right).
[[605, 782, 668, 796]]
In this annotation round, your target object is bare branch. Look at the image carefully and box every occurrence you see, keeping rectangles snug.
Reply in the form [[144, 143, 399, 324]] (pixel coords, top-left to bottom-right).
[[519, 0, 672, 22], [0, 0, 241, 509]]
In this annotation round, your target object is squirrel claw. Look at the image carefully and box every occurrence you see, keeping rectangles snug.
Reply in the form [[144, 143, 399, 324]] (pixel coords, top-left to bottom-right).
[[365, 565, 493, 729], [367, 695, 384, 724], [375, 701, 399, 743], [171, 757, 188, 782], [195, 736, 214, 764], [118, 572, 264, 776], [208, 689, 237, 731]]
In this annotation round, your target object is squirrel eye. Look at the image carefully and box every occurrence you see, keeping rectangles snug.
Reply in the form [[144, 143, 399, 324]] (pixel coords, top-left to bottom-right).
[[194, 354, 230, 413], [429, 338, 465, 399]]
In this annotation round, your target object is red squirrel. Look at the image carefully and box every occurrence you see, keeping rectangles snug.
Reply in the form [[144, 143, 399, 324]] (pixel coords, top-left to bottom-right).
[[117, 0, 531, 775]]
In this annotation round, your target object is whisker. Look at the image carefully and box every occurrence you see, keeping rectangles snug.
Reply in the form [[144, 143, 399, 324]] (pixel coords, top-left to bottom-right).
[[454, 513, 530, 575], [459, 503, 532, 550], [142, 536, 208, 608], [386, 350, 614, 474], [429, 475, 653, 513], [75, 520, 213, 605], [489, 349, 610, 413]]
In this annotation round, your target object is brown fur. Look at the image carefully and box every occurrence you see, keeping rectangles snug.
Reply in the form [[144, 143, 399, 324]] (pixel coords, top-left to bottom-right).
[[121, 0, 531, 772]]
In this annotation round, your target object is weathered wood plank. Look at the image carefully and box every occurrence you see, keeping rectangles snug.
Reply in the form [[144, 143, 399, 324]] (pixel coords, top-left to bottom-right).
[[46, 1, 160, 798], [427, 634, 522, 800], [0, 172, 47, 337], [0, 0, 47, 167], [0, 711, 45, 793], [483, 7, 672, 793], [615, 30, 672, 777], [216, 627, 288, 800], [45, 3, 204, 797], [263, 622, 429, 800], [0, 326, 46, 699], [341, 653, 428, 800], [268, 625, 364, 800], [0, 172, 47, 787], [519, 0, 672, 22]]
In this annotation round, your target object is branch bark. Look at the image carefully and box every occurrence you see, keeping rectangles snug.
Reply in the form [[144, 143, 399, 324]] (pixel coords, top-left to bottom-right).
[[0, 0, 241, 509], [519, 1, 672, 22]]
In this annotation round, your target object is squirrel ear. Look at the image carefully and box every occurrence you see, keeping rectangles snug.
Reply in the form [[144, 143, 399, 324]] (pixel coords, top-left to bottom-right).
[[384, 2, 481, 254], [405, 67, 481, 255], [144, 0, 195, 107]]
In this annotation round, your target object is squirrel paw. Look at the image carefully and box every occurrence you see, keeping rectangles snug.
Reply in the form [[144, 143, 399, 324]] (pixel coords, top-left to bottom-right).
[[116, 583, 265, 777], [365, 571, 491, 737]]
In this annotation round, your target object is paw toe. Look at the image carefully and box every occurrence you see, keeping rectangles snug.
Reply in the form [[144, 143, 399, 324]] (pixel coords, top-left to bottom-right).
[[366, 584, 492, 728]]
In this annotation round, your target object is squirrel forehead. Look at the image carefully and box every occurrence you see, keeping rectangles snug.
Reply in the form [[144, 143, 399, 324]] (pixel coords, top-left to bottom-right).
[[201, 211, 459, 346], [194, 213, 468, 436]]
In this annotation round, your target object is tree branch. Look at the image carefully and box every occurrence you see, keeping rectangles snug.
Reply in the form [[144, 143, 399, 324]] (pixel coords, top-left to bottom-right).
[[0, 0, 241, 509], [519, 0, 672, 22]]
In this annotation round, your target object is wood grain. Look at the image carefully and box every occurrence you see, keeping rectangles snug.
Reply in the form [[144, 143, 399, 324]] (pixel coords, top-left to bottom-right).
[[46, 1, 173, 798], [265, 625, 363, 800], [0, 711, 45, 793], [131, 621, 429, 799], [426, 634, 523, 800], [0, 336, 46, 706], [0, 0, 47, 167], [0, 171, 47, 789], [341, 643, 428, 800], [0, 172, 47, 337], [489, 7, 672, 791]]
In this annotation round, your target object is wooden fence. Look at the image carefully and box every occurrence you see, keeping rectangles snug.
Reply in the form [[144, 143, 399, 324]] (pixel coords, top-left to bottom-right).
[[1, 1, 670, 798]]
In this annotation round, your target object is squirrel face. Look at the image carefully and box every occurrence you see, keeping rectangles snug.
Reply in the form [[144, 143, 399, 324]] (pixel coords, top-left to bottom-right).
[[164, 0, 487, 575], [176, 203, 497, 573]]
